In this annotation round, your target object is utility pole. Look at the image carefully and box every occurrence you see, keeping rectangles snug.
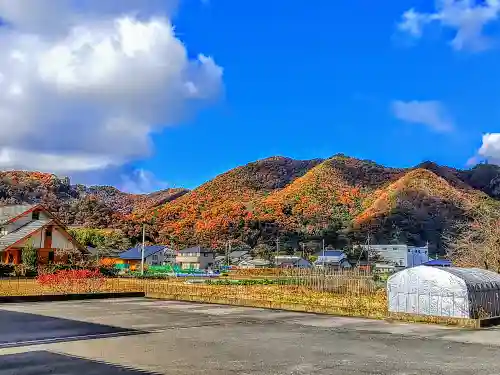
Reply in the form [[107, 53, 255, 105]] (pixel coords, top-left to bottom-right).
[[140, 223, 146, 276], [301, 243, 305, 259], [367, 233, 371, 271], [226, 240, 231, 267], [275, 237, 280, 267], [322, 238, 325, 267]]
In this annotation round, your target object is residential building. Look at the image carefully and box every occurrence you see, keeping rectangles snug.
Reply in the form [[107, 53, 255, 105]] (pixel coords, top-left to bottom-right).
[[238, 258, 271, 268], [275, 255, 311, 268], [314, 250, 351, 269], [229, 250, 251, 264], [118, 245, 176, 270], [359, 244, 429, 268], [176, 246, 215, 270], [215, 250, 251, 266], [0, 204, 85, 264]]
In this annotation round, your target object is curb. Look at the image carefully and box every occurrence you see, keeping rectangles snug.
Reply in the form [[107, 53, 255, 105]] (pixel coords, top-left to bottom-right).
[[0, 292, 145, 303]]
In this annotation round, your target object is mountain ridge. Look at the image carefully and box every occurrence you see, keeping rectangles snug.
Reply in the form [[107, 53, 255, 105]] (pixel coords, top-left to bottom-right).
[[1, 157, 499, 253]]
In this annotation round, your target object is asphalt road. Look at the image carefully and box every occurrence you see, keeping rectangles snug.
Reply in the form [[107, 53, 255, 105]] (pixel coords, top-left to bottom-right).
[[1, 298, 500, 374]]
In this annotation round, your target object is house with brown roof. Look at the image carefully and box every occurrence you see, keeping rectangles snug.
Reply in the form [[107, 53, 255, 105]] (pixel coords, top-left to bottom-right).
[[0, 204, 85, 265]]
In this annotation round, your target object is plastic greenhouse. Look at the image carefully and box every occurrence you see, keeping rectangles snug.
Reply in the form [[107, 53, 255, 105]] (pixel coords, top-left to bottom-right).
[[387, 265, 500, 319]]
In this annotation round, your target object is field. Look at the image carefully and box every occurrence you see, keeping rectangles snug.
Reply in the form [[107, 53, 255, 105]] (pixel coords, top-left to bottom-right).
[[0, 269, 390, 319], [0, 269, 483, 326]]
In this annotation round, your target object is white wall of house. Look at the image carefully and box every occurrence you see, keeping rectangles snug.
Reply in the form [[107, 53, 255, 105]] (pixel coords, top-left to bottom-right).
[[360, 244, 429, 268], [176, 253, 215, 269], [51, 227, 77, 250], [16, 226, 75, 250], [18, 231, 43, 248]]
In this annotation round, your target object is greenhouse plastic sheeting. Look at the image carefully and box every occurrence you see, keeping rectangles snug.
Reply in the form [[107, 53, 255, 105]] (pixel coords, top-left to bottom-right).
[[387, 266, 500, 319]]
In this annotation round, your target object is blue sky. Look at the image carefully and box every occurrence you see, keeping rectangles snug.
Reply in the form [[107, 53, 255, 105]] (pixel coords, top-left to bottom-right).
[[0, 0, 499, 191], [133, 0, 500, 189]]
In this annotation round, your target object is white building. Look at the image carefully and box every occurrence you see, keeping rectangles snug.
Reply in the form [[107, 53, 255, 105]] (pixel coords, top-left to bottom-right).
[[387, 266, 500, 319], [176, 246, 215, 270], [360, 244, 429, 268]]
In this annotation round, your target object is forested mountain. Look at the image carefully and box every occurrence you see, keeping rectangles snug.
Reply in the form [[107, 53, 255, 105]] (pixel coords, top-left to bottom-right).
[[1, 157, 500, 254]]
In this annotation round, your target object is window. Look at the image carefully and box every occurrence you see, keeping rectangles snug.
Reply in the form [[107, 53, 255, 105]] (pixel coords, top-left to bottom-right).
[[45, 229, 52, 237], [152, 255, 158, 261], [48, 251, 55, 262], [203, 253, 209, 257], [32, 211, 40, 220], [0, 226, 6, 236]]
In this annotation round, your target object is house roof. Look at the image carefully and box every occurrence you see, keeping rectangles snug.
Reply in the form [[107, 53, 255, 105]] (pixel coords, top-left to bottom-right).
[[119, 245, 169, 260], [239, 258, 270, 266], [229, 250, 249, 258], [86, 246, 122, 257], [317, 250, 345, 257], [178, 246, 214, 254], [0, 204, 37, 225], [0, 218, 51, 251]]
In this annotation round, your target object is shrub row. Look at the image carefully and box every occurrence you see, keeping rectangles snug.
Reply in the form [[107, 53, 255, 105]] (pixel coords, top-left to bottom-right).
[[0, 263, 119, 278], [205, 278, 299, 286]]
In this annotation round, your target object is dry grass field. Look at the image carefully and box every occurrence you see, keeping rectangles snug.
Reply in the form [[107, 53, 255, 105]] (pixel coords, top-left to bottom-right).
[[0, 269, 388, 319]]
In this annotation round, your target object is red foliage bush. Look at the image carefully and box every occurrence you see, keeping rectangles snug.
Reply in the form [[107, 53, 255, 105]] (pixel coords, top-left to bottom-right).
[[37, 269, 105, 292]]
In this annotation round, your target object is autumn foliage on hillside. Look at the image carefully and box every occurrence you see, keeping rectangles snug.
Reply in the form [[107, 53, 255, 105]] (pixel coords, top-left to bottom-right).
[[148, 157, 500, 254], [150, 157, 322, 247], [1, 158, 500, 254], [352, 168, 499, 250], [258, 157, 402, 233]]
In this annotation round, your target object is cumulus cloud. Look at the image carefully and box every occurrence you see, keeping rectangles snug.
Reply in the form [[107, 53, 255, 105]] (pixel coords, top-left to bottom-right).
[[476, 133, 500, 164], [120, 168, 169, 194], [398, 0, 500, 51], [391, 100, 454, 132], [0, 0, 222, 185]]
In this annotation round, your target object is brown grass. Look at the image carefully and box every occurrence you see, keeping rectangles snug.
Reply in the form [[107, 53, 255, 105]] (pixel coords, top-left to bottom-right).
[[0, 277, 387, 319], [146, 282, 388, 319], [387, 312, 478, 328], [0, 278, 144, 296]]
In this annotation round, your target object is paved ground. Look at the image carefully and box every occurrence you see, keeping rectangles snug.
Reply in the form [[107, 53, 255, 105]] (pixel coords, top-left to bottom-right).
[[1, 298, 500, 374]]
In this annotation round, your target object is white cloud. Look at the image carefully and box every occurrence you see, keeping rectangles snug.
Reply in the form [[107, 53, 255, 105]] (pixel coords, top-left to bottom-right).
[[120, 168, 168, 194], [391, 100, 454, 132], [398, 0, 500, 51], [477, 133, 500, 164], [0, 0, 222, 181]]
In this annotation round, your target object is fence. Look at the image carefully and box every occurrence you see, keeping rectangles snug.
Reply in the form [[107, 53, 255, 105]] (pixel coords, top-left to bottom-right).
[[0, 269, 387, 318]]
